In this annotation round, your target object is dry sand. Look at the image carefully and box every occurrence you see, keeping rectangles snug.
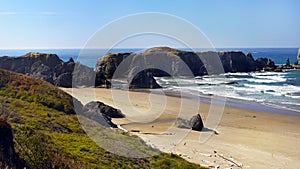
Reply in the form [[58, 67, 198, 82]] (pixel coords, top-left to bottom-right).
[[61, 87, 300, 169]]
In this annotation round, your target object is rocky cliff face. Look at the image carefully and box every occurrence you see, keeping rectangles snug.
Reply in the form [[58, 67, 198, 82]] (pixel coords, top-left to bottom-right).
[[218, 51, 256, 72], [95, 47, 275, 88], [0, 118, 26, 169], [0, 48, 279, 89], [0, 52, 95, 87]]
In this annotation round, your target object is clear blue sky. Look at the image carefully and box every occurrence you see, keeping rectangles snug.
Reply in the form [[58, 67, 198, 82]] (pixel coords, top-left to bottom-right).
[[0, 0, 299, 49]]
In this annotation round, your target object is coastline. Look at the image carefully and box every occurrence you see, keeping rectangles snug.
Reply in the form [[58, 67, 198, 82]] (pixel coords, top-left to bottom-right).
[[132, 88, 300, 117], [61, 87, 300, 168]]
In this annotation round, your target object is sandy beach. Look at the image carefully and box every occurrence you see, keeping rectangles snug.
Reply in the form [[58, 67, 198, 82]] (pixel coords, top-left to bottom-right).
[[61, 87, 300, 168]]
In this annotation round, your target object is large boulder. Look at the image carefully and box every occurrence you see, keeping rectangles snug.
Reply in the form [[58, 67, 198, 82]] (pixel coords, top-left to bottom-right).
[[189, 114, 204, 131], [175, 114, 204, 131], [0, 119, 26, 168], [83, 101, 125, 128]]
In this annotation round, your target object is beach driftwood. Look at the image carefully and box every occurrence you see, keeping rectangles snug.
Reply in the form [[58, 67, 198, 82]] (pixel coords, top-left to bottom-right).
[[217, 154, 243, 168]]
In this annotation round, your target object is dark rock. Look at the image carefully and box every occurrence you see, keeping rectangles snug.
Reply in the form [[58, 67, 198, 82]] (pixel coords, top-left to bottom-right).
[[30, 61, 53, 83], [95, 47, 262, 88], [255, 58, 276, 71], [0, 52, 95, 88], [0, 119, 26, 168], [189, 114, 204, 131], [84, 101, 124, 118], [214, 81, 239, 85], [68, 57, 74, 63], [176, 114, 204, 131], [96, 53, 132, 79], [218, 51, 256, 72], [129, 70, 162, 89], [286, 58, 290, 66], [83, 101, 124, 128], [225, 81, 239, 85], [56, 72, 72, 87]]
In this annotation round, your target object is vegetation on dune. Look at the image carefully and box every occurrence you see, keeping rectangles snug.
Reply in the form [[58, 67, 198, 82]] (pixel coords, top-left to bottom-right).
[[0, 69, 76, 114], [0, 69, 205, 169]]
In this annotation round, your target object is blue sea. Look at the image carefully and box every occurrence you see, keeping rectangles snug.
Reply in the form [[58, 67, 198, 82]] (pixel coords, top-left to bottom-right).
[[0, 48, 299, 114]]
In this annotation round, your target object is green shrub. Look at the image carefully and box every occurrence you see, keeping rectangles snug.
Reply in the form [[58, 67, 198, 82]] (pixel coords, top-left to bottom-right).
[[1, 69, 204, 169]]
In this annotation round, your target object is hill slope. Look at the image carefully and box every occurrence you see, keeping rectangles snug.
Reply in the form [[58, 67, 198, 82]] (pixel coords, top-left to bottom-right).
[[0, 68, 204, 169]]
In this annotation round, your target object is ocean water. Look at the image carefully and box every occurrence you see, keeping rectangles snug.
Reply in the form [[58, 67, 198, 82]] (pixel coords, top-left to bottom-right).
[[0, 48, 299, 114], [155, 70, 300, 114]]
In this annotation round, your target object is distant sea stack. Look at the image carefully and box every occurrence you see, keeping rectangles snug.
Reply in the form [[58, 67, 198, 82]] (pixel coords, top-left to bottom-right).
[[297, 48, 300, 65], [95, 47, 277, 88], [1, 47, 295, 89], [0, 52, 95, 87]]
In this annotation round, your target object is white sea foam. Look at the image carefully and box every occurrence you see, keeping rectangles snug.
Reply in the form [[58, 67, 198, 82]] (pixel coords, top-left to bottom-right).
[[155, 70, 300, 112]]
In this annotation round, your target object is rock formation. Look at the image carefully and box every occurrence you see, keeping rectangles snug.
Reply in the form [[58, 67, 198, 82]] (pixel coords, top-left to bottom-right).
[[0, 52, 95, 87], [0, 47, 284, 89], [189, 114, 204, 131], [95, 47, 277, 88], [82, 101, 125, 128], [175, 114, 204, 131], [218, 51, 256, 72], [0, 118, 26, 169], [296, 48, 300, 65], [254, 58, 276, 71], [129, 70, 162, 89]]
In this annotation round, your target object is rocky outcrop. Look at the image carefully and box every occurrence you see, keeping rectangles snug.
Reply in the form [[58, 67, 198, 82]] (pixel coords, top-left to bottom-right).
[[129, 70, 162, 89], [95, 47, 277, 88], [296, 48, 300, 65], [0, 48, 281, 89], [218, 51, 256, 72], [82, 101, 125, 128], [189, 114, 204, 131], [0, 119, 26, 169], [0, 52, 95, 87], [255, 58, 276, 71]]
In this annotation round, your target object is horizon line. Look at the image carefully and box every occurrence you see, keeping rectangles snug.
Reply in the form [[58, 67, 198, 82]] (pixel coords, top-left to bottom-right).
[[0, 46, 299, 50]]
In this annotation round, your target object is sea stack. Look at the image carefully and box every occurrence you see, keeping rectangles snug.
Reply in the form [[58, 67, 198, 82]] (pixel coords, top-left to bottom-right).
[[297, 48, 300, 65]]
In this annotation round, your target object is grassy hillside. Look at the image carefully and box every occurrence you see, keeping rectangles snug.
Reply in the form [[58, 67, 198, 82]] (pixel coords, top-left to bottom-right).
[[0, 69, 204, 169]]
